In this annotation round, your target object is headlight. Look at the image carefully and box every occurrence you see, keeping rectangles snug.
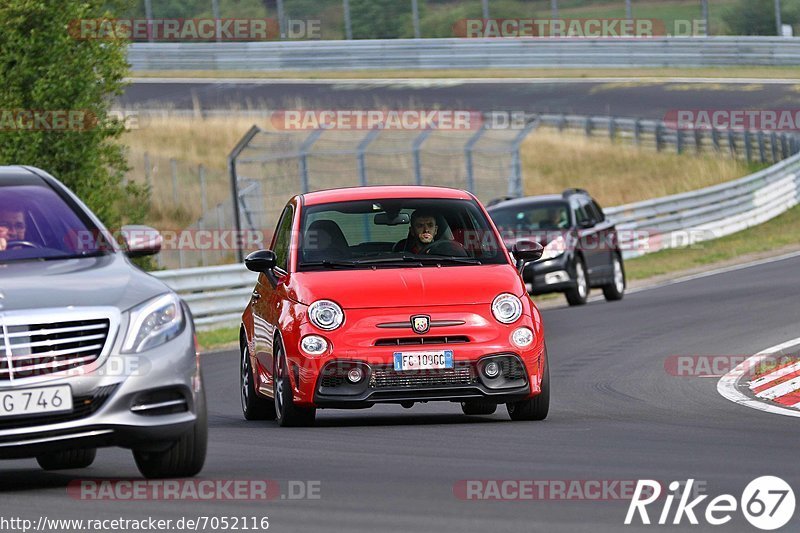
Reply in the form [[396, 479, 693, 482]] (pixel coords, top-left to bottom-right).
[[541, 236, 567, 260], [301, 335, 328, 356], [511, 327, 534, 347], [491, 293, 523, 324], [308, 300, 344, 331], [123, 293, 185, 353]]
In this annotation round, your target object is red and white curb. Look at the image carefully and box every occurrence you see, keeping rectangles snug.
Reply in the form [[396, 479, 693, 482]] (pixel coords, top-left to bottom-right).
[[717, 337, 800, 418]]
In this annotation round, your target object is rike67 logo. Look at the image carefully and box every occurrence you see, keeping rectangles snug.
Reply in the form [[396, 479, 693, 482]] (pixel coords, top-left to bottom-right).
[[625, 477, 795, 530]]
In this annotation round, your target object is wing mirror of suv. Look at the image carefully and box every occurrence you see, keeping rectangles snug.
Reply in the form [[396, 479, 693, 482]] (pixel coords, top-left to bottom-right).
[[578, 219, 596, 229], [245, 249, 277, 273], [512, 240, 544, 273], [121, 225, 162, 257]]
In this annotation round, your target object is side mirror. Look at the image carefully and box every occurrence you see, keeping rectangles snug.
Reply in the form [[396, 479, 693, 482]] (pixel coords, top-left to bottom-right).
[[512, 240, 544, 262], [121, 225, 162, 257], [578, 219, 596, 229], [512, 240, 543, 273], [245, 249, 277, 273]]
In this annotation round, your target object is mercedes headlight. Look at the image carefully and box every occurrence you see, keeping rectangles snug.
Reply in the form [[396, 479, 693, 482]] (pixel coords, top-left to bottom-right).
[[308, 300, 344, 331], [123, 293, 185, 353], [491, 293, 523, 324], [541, 235, 567, 260]]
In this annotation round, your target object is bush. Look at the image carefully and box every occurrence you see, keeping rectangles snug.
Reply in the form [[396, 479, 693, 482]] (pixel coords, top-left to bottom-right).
[[0, 0, 149, 233]]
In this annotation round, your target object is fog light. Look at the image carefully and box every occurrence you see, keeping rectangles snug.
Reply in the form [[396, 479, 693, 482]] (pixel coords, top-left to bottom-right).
[[347, 367, 364, 383], [484, 361, 501, 378], [301, 335, 328, 356], [512, 327, 534, 348]]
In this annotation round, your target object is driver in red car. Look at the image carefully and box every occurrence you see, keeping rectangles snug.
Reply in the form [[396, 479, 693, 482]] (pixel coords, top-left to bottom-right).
[[407, 210, 438, 253]]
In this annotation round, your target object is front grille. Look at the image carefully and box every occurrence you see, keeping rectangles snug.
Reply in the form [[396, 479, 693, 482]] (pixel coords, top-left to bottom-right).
[[0, 318, 110, 381], [370, 366, 475, 389], [374, 336, 470, 347], [0, 384, 117, 430]]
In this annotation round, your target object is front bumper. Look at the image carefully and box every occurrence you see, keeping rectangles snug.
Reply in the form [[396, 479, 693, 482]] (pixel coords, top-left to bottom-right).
[[524, 255, 575, 294], [0, 316, 202, 459], [313, 354, 533, 408]]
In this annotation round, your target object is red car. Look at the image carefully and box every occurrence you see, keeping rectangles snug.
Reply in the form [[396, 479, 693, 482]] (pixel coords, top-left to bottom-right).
[[239, 186, 548, 426]]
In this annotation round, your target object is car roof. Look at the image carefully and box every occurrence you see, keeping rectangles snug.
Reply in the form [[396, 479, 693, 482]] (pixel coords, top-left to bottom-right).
[[487, 194, 568, 210], [301, 185, 474, 206], [0, 166, 47, 186]]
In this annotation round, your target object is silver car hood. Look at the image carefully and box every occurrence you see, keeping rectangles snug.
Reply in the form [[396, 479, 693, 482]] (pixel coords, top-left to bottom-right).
[[0, 253, 169, 312]]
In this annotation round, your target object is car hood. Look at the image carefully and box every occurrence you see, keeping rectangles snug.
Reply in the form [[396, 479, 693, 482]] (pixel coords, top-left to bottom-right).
[[290, 264, 525, 309], [0, 253, 169, 312]]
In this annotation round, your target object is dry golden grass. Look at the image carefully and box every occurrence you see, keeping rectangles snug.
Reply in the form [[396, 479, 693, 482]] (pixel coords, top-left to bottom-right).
[[520, 130, 754, 206], [121, 116, 754, 228]]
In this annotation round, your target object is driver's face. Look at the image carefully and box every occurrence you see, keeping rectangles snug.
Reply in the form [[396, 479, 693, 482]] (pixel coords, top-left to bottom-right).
[[0, 209, 25, 241], [412, 216, 437, 245]]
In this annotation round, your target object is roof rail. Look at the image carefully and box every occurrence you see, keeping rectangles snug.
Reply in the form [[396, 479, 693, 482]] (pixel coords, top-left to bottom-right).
[[562, 188, 589, 198]]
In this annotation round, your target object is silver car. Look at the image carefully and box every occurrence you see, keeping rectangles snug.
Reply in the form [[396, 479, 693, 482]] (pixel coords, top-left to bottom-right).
[[0, 166, 206, 478]]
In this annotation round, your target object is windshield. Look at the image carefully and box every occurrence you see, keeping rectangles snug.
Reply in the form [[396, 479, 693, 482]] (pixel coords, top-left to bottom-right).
[[490, 202, 570, 232], [0, 183, 112, 263], [297, 198, 507, 270]]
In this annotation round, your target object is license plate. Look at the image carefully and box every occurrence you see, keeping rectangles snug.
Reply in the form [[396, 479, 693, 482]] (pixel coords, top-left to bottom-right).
[[0, 385, 73, 418], [393, 350, 454, 372]]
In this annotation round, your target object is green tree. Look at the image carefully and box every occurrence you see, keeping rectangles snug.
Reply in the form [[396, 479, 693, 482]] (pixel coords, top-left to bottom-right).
[[0, 0, 149, 233], [349, 0, 412, 39], [722, 0, 798, 35]]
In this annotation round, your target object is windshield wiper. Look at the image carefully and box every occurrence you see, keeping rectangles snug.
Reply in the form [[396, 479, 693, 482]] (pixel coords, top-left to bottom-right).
[[301, 257, 425, 269], [413, 256, 482, 265]]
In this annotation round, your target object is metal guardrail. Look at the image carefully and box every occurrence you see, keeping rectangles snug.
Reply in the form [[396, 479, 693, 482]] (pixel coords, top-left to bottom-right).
[[128, 37, 800, 71], [152, 113, 800, 330]]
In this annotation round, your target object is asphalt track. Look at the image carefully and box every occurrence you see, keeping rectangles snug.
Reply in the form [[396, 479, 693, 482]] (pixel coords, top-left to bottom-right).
[[2, 253, 799, 532], [120, 79, 800, 118]]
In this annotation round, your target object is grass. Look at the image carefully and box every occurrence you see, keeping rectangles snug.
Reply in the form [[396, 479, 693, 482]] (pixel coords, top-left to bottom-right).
[[625, 203, 800, 280], [196, 326, 239, 351], [519, 130, 755, 206], [129, 66, 800, 80]]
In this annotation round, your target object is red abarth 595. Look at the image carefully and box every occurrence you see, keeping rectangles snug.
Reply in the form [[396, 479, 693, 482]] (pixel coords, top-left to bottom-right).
[[239, 186, 548, 426]]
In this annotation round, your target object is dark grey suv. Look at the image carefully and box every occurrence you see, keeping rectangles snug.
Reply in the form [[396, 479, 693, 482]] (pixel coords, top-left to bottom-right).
[[0, 166, 206, 478], [488, 189, 626, 306]]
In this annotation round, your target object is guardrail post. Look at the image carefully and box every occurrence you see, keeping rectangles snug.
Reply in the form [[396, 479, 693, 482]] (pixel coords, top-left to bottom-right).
[[727, 131, 736, 158], [559, 114, 567, 132], [676, 128, 683, 154], [781, 134, 789, 160], [694, 129, 702, 154], [634, 119, 642, 146], [744, 131, 753, 164], [711, 128, 720, 152], [412, 128, 433, 185], [758, 131, 767, 163], [770, 132, 779, 162], [464, 125, 487, 194], [298, 129, 324, 193], [584, 117, 592, 137], [608, 117, 616, 141], [655, 124, 663, 152]]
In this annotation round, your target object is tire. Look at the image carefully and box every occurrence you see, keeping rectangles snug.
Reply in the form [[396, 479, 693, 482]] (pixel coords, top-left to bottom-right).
[[133, 388, 208, 479], [461, 399, 498, 416], [565, 257, 589, 306], [507, 355, 550, 421], [36, 448, 96, 471], [602, 253, 626, 302], [274, 340, 316, 427], [241, 344, 276, 420]]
